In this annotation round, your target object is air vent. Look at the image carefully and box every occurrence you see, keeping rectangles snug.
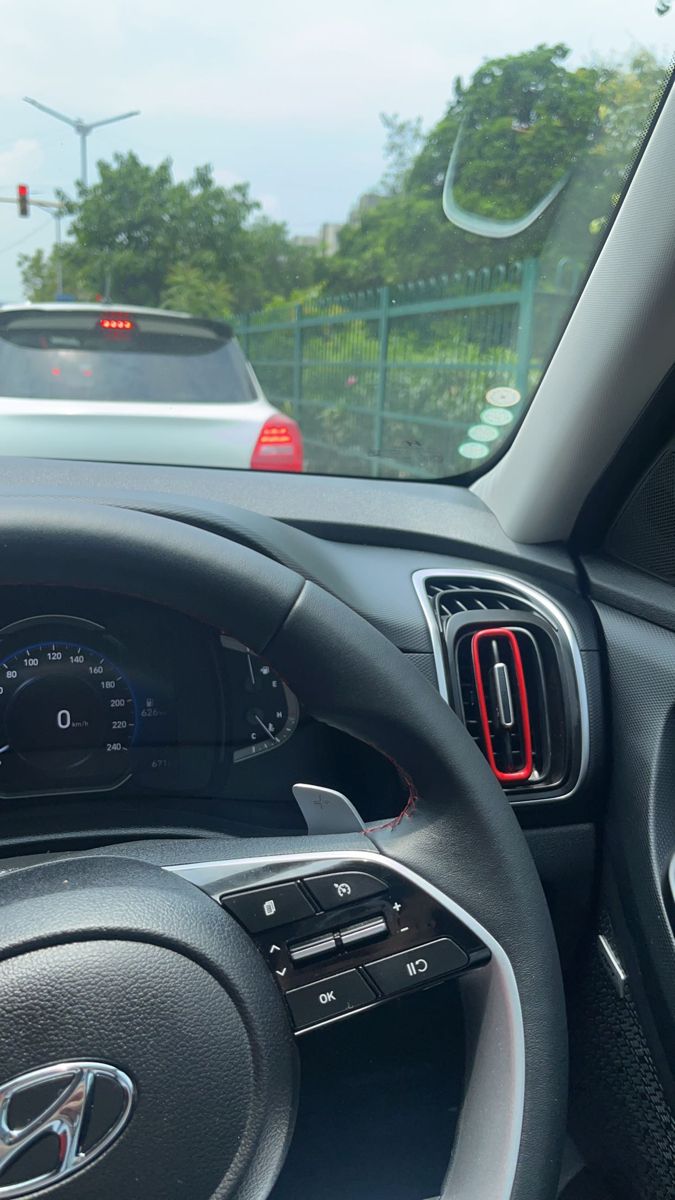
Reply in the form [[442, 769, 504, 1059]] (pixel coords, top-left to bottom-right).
[[416, 572, 583, 798], [457, 624, 554, 785]]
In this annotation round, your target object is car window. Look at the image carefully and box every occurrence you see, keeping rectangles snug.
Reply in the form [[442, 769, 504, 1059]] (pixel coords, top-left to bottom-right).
[[1, 2, 673, 475], [0, 313, 257, 403]]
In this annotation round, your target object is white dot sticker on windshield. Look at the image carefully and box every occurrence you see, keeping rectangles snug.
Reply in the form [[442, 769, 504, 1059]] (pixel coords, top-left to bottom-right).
[[458, 442, 490, 460], [481, 407, 514, 428], [485, 387, 521, 408], [468, 425, 498, 443]]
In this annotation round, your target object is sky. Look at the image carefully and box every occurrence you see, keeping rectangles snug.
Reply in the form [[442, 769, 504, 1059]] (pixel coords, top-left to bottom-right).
[[0, 0, 672, 299]]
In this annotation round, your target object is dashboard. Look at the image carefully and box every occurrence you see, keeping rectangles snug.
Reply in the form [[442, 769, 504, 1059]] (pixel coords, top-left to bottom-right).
[[0, 456, 602, 851]]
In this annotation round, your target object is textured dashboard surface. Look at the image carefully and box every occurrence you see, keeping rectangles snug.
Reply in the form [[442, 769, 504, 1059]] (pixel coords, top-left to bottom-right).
[[0, 455, 577, 582]]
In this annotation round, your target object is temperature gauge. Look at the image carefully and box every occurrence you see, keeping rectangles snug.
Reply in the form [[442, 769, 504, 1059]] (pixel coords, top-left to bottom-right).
[[220, 636, 300, 762]]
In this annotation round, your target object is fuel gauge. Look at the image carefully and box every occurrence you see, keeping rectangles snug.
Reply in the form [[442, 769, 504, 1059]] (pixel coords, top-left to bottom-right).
[[220, 636, 300, 762]]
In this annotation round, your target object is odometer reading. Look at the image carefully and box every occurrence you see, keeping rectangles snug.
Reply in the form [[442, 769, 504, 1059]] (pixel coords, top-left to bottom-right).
[[0, 642, 137, 791]]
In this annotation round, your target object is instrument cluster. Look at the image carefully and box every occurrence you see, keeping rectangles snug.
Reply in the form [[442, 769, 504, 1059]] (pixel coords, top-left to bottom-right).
[[0, 594, 300, 802]]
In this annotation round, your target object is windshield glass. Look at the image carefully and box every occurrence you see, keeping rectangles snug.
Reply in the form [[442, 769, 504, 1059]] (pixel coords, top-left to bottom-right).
[[1, 3, 672, 478]]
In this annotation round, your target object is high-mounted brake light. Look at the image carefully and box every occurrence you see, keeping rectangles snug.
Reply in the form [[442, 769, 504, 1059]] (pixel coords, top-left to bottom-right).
[[250, 416, 303, 473], [99, 317, 135, 331]]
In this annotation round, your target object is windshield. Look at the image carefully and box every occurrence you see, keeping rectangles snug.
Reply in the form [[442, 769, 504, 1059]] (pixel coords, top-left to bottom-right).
[[0, 3, 672, 479]]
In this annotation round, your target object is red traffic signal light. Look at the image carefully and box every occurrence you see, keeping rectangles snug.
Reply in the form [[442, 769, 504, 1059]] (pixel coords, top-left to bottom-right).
[[17, 184, 29, 217]]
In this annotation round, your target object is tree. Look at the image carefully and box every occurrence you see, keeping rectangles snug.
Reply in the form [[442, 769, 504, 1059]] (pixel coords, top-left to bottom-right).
[[379, 112, 425, 195], [19, 153, 319, 313], [64, 153, 182, 305], [160, 264, 233, 317], [325, 44, 667, 294], [18, 248, 59, 302], [230, 218, 319, 312]]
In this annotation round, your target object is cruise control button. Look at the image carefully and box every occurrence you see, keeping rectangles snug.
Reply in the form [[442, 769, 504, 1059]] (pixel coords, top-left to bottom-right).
[[220, 883, 314, 932], [364, 938, 468, 996], [286, 970, 375, 1029], [303, 871, 387, 911]]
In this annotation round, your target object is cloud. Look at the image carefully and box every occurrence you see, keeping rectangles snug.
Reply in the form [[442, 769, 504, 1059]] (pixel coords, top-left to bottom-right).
[[0, 0, 668, 135], [212, 167, 241, 188], [0, 138, 43, 185], [0, 0, 669, 301], [258, 193, 280, 218]]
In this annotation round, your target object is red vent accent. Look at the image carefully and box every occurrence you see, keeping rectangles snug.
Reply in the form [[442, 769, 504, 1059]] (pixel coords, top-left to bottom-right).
[[250, 416, 303, 473], [471, 627, 533, 783]]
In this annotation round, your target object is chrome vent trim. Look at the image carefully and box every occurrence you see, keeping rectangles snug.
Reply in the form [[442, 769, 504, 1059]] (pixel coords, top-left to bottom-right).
[[412, 568, 590, 804]]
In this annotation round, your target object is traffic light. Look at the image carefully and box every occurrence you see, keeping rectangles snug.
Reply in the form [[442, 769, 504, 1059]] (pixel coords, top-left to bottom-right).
[[17, 184, 29, 217]]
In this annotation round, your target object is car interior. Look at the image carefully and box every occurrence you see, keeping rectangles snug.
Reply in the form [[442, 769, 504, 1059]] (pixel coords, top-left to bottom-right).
[[1, 13, 675, 1200]]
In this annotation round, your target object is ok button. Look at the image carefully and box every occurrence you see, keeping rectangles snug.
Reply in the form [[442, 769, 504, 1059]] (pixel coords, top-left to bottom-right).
[[286, 969, 375, 1030]]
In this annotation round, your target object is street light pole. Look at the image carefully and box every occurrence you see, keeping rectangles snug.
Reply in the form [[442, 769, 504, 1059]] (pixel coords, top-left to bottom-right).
[[53, 207, 63, 296], [80, 131, 87, 190], [23, 98, 140, 188]]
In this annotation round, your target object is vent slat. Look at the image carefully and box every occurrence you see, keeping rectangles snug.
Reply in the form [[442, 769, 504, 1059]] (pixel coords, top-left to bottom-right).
[[432, 581, 533, 622]]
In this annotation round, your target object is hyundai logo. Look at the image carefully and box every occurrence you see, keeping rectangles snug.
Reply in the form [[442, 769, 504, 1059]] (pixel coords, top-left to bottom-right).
[[0, 1061, 135, 1197]]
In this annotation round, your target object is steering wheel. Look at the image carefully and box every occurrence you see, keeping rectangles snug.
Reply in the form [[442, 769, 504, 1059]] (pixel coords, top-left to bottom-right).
[[0, 499, 566, 1200]]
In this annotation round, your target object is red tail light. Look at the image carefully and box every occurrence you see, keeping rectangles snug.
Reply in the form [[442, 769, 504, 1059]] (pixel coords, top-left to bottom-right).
[[250, 416, 303, 473]]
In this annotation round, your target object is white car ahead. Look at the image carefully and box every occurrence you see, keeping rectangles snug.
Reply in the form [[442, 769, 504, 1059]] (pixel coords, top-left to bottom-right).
[[0, 303, 303, 472]]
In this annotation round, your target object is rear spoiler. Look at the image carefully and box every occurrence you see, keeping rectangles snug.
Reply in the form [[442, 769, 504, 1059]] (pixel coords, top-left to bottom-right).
[[0, 308, 235, 341]]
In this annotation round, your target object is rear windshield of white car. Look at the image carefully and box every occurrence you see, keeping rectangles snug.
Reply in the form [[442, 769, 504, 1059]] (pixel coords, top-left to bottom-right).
[[0, 311, 258, 404]]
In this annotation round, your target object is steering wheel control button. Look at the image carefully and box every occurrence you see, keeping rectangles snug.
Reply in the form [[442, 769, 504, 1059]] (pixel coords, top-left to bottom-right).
[[289, 932, 338, 965], [365, 938, 469, 996], [286, 969, 375, 1030], [303, 871, 387, 911], [220, 882, 314, 932], [339, 915, 388, 948]]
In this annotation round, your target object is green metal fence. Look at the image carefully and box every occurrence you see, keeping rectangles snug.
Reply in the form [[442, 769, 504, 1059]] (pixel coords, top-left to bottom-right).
[[236, 256, 580, 478]]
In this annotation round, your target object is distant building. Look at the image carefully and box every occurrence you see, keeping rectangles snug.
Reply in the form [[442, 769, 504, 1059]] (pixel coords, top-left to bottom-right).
[[319, 223, 342, 256], [348, 192, 386, 226], [292, 234, 321, 250], [291, 222, 343, 257]]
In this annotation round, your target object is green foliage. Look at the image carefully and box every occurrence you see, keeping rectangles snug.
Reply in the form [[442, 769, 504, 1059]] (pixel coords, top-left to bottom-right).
[[378, 112, 425, 195], [448, 44, 599, 220], [18, 248, 59, 302], [325, 44, 667, 295], [19, 153, 319, 313], [160, 264, 234, 318]]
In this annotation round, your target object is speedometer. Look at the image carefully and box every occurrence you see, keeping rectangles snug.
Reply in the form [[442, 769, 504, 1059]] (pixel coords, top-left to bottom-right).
[[0, 641, 137, 788]]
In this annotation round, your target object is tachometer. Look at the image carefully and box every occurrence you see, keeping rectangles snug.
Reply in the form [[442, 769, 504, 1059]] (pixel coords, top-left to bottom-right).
[[0, 641, 137, 786]]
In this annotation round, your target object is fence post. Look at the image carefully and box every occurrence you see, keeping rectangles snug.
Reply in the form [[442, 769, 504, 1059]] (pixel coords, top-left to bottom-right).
[[373, 285, 390, 476], [292, 304, 303, 418], [240, 311, 250, 360], [515, 258, 538, 401]]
